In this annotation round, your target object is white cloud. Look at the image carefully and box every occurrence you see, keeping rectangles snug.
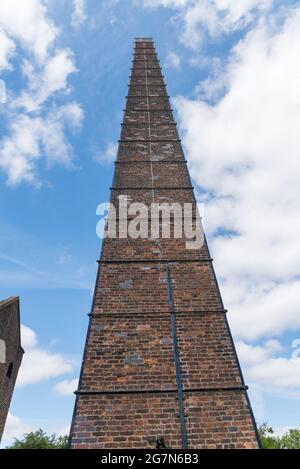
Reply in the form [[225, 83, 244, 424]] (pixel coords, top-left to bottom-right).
[[142, 0, 189, 7], [17, 324, 73, 387], [0, 103, 83, 185], [237, 340, 300, 390], [16, 49, 77, 112], [58, 424, 71, 436], [2, 413, 31, 442], [0, 0, 57, 63], [273, 425, 300, 437], [181, 0, 273, 48], [0, 1, 83, 185], [54, 378, 78, 396], [229, 281, 300, 341], [166, 51, 181, 69], [58, 102, 84, 131], [174, 6, 300, 342], [0, 28, 15, 71], [248, 357, 300, 389], [72, 0, 87, 27], [21, 324, 38, 349], [141, 0, 274, 48], [1, 414, 71, 447], [236, 340, 282, 367], [93, 142, 118, 165], [0, 115, 42, 185], [43, 49, 75, 95], [41, 103, 83, 165]]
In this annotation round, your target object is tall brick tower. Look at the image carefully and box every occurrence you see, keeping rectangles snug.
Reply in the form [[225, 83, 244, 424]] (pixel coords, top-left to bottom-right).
[[69, 38, 260, 449]]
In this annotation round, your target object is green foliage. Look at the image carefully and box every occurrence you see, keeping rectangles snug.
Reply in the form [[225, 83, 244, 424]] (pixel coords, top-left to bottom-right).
[[258, 423, 281, 449], [6, 429, 68, 449], [258, 423, 300, 449], [280, 429, 300, 449]]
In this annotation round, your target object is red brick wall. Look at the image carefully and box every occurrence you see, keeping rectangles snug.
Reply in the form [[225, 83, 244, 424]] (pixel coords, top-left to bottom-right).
[[185, 391, 258, 449], [71, 393, 181, 449], [80, 312, 176, 391]]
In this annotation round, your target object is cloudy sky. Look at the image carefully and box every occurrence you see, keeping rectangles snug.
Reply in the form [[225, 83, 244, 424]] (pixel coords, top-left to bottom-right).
[[1, 0, 300, 445]]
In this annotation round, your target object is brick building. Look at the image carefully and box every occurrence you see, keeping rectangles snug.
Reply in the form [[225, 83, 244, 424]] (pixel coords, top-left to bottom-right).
[[69, 38, 260, 449], [0, 297, 23, 441]]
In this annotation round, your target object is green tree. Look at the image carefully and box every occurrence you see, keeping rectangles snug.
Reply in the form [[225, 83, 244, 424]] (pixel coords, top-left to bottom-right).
[[7, 429, 68, 449], [258, 423, 281, 449], [258, 423, 300, 449], [280, 429, 300, 449]]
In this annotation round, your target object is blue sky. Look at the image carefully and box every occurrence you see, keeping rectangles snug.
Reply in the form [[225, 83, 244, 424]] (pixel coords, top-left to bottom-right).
[[1, 0, 300, 444]]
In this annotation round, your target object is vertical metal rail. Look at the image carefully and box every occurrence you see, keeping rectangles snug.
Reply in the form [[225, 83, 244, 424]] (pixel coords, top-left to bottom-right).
[[144, 44, 155, 205], [166, 264, 188, 449]]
